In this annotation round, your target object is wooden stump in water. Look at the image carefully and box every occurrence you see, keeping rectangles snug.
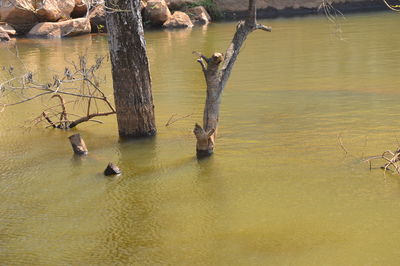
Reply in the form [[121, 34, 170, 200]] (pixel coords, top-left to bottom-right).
[[68, 134, 88, 155], [193, 123, 215, 158], [104, 163, 121, 176]]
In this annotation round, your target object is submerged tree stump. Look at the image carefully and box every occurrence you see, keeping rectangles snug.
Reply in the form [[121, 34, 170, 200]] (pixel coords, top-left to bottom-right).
[[104, 163, 121, 176], [194, 123, 215, 158], [68, 134, 88, 155]]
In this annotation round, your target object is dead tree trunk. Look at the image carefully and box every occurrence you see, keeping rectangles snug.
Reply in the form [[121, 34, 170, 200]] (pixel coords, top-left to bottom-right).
[[193, 0, 271, 157], [105, 0, 156, 138]]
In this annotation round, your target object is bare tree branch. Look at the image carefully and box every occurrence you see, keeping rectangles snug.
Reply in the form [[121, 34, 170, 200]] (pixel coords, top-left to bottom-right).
[[364, 147, 400, 175], [0, 55, 116, 129], [68, 111, 116, 128]]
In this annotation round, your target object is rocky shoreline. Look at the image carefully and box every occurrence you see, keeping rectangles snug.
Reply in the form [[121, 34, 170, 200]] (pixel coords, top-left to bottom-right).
[[218, 0, 387, 20], [0, 0, 389, 41], [0, 0, 213, 40]]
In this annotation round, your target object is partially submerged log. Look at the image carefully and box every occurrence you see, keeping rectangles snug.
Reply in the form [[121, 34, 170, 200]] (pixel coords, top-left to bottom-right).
[[104, 163, 121, 176], [193, 0, 271, 157], [68, 134, 88, 155]]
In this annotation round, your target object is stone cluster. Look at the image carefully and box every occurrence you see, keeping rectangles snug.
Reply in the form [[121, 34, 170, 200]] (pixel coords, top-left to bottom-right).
[[0, 0, 212, 40]]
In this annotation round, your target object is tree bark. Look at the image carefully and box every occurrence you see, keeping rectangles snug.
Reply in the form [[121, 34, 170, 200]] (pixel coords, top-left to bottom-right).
[[193, 0, 271, 157], [105, 0, 156, 138]]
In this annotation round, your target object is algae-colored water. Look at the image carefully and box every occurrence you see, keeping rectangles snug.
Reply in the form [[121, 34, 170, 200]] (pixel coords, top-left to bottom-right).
[[1, 12, 400, 265]]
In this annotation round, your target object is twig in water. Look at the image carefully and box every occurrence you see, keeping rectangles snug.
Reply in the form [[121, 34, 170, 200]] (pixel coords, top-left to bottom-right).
[[337, 133, 348, 155], [318, 0, 346, 41], [165, 113, 193, 127]]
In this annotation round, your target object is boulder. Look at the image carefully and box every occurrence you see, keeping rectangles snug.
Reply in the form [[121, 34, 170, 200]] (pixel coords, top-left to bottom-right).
[[144, 0, 171, 26], [0, 0, 38, 33], [163, 11, 193, 28], [88, 4, 106, 33], [141, 0, 147, 11], [35, 0, 75, 22], [187, 6, 211, 24], [28, 18, 91, 38], [0, 31, 11, 42], [71, 0, 89, 18], [0, 23, 17, 36]]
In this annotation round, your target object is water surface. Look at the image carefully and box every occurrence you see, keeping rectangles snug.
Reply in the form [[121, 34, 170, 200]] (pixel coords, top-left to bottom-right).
[[1, 12, 400, 265]]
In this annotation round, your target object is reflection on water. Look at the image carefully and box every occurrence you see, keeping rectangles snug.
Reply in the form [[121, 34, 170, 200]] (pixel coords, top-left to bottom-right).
[[1, 12, 400, 265]]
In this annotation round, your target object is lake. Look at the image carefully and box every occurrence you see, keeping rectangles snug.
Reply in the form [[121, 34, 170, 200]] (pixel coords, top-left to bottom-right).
[[1, 11, 400, 265]]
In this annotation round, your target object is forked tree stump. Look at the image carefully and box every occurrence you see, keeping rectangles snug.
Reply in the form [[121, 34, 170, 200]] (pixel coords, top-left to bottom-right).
[[193, 0, 271, 157], [194, 123, 215, 158], [68, 134, 88, 155]]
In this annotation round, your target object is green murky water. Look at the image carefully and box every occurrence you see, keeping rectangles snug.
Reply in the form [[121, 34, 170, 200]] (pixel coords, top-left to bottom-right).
[[1, 12, 400, 265]]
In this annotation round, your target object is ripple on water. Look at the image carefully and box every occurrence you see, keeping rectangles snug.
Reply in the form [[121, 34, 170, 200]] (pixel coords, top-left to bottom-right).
[[1, 12, 400, 266]]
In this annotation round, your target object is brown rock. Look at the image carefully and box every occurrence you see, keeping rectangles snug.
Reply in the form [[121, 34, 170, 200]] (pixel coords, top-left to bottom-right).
[[88, 4, 106, 33], [28, 18, 91, 38], [144, 0, 171, 26], [71, 0, 89, 18], [187, 6, 211, 25], [163, 11, 193, 28], [141, 0, 147, 11], [0, 0, 38, 33], [0, 23, 17, 36], [35, 0, 75, 22]]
